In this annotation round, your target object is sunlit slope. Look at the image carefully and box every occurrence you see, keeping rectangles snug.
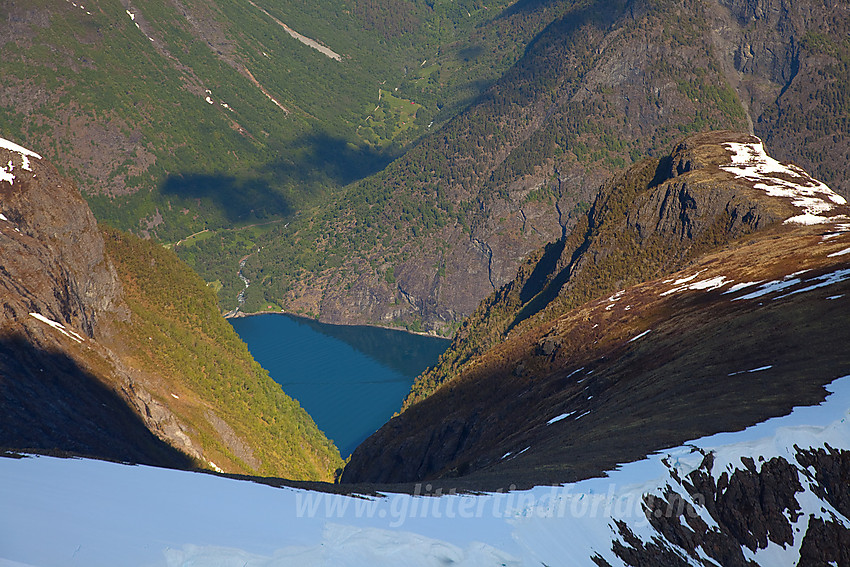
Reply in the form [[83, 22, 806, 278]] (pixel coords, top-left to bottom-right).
[[104, 228, 344, 480], [246, 0, 850, 331], [0, 0, 520, 304]]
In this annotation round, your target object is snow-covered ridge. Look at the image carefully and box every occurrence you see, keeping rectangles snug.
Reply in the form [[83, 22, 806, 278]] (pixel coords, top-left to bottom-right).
[[720, 139, 847, 225]]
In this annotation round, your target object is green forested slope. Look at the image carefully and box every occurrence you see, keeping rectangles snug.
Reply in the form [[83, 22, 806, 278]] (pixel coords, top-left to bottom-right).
[[235, 0, 750, 325], [0, 0, 521, 304], [5, 0, 848, 329], [102, 227, 343, 480], [237, 0, 849, 332]]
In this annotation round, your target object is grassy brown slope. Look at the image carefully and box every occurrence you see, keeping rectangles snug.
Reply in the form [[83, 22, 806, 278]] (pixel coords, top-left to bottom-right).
[[102, 228, 343, 481], [342, 221, 850, 488]]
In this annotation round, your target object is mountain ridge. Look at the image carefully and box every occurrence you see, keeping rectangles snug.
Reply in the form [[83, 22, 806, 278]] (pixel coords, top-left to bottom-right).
[[4, 0, 848, 332], [342, 131, 850, 488]]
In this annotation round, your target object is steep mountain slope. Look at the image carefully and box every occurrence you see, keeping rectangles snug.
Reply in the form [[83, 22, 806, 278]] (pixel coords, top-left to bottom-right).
[[342, 131, 850, 487], [7, 0, 847, 325], [253, 0, 850, 332], [406, 130, 813, 405], [0, 138, 342, 480]]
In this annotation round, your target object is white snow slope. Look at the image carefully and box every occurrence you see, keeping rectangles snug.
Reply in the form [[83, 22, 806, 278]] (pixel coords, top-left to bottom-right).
[[2, 375, 849, 567]]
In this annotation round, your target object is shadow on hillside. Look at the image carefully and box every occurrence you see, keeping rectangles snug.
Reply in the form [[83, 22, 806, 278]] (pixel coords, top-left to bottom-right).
[[0, 333, 196, 469], [264, 131, 398, 188], [161, 132, 397, 222], [162, 172, 293, 223]]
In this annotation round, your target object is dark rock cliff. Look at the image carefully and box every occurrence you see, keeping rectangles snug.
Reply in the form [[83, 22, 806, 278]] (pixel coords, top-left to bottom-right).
[[604, 447, 850, 567]]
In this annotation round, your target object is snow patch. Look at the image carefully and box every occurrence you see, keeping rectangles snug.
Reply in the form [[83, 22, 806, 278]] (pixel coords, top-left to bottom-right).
[[566, 367, 585, 380], [547, 411, 576, 425], [608, 290, 625, 302], [661, 275, 730, 296], [0, 160, 14, 185], [28, 312, 85, 344], [785, 213, 834, 225], [0, 137, 42, 160], [723, 281, 762, 294], [670, 270, 705, 286], [774, 268, 850, 300], [605, 290, 625, 310], [627, 329, 651, 343], [827, 247, 850, 257], [721, 140, 846, 225], [688, 276, 731, 291], [731, 276, 802, 301], [728, 365, 773, 376]]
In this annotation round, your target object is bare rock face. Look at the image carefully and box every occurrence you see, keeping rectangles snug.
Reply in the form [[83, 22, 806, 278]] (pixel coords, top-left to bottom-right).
[[0, 140, 125, 338], [0, 139, 198, 467], [611, 448, 850, 567]]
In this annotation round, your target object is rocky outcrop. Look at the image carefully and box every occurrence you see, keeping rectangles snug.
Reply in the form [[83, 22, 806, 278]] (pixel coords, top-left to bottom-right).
[[608, 446, 850, 567], [0, 141, 125, 336]]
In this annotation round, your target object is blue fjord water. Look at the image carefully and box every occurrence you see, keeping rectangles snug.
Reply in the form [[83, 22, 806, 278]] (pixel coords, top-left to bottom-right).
[[229, 314, 449, 458]]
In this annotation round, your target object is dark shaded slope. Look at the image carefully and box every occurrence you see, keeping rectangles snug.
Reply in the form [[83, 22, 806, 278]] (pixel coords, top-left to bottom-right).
[[344, 222, 850, 489], [0, 335, 194, 468]]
